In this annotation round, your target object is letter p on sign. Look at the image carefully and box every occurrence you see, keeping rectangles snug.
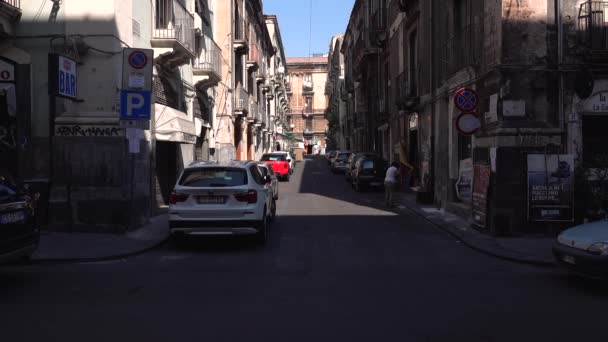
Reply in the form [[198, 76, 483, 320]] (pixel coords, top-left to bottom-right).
[[120, 90, 151, 120]]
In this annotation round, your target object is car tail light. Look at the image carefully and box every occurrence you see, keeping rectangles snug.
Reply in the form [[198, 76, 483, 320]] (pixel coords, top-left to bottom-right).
[[169, 191, 189, 204], [234, 190, 257, 204]]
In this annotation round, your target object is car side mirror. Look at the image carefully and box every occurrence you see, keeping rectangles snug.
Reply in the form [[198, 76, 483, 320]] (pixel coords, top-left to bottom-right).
[[264, 175, 272, 184]]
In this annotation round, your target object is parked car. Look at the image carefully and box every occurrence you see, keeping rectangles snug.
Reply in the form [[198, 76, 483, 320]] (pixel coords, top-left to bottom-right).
[[0, 170, 40, 264], [553, 219, 608, 279], [330, 151, 352, 173], [257, 162, 279, 200], [351, 157, 388, 192], [345, 152, 379, 182], [261, 153, 291, 181], [168, 161, 276, 244], [326, 150, 337, 165], [272, 151, 296, 174]]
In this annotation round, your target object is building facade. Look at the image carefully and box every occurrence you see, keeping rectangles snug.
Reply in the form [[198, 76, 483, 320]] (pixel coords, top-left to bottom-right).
[[325, 34, 346, 151], [286, 56, 329, 154], [2, 0, 285, 232], [340, 0, 608, 235]]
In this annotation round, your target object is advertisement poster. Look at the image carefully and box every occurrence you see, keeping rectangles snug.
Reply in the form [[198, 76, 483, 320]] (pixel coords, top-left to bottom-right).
[[472, 164, 491, 228], [527, 154, 574, 222], [455, 158, 473, 203]]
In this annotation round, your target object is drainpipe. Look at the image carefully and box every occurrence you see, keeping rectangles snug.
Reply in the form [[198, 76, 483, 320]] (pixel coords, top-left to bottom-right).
[[557, 0, 565, 152]]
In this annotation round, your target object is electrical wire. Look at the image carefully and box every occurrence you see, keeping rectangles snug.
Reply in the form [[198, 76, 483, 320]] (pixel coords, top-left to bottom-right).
[[32, 0, 47, 22]]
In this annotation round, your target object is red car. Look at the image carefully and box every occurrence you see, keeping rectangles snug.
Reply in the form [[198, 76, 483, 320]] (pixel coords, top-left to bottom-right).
[[260, 153, 291, 181]]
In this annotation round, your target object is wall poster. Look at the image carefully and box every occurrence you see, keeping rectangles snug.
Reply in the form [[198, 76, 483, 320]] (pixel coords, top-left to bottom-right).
[[527, 154, 574, 222]]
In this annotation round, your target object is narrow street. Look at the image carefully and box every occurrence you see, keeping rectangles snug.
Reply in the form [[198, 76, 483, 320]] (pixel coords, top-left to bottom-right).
[[2, 156, 607, 341]]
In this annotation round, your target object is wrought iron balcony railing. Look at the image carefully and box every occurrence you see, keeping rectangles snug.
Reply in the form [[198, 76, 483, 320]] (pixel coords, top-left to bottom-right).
[[193, 35, 222, 85], [234, 85, 248, 115], [153, 0, 195, 56], [1, 0, 20, 9], [579, 1, 608, 51]]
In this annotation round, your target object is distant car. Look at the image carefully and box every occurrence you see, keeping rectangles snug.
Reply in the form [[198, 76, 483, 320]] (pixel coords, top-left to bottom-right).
[[169, 161, 275, 244], [553, 219, 608, 279], [351, 157, 388, 192], [261, 153, 291, 181], [345, 152, 379, 182], [330, 151, 352, 173], [326, 150, 337, 165], [257, 162, 279, 200], [272, 151, 296, 174], [0, 170, 40, 264]]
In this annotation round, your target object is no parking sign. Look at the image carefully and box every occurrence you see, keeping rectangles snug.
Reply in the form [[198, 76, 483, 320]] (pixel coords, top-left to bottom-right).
[[454, 87, 479, 112]]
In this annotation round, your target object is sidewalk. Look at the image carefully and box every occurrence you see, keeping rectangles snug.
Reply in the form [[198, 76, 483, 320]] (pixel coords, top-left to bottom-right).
[[390, 192, 556, 267], [31, 214, 170, 262]]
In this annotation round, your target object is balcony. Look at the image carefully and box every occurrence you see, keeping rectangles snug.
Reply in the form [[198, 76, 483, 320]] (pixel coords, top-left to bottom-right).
[[371, 10, 387, 47], [234, 18, 249, 54], [303, 80, 314, 93], [234, 85, 249, 116], [193, 35, 222, 88], [247, 102, 257, 123], [579, 1, 608, 61], [0, 0, 21, 34], [353, 32, 379, 68], [152, 0, 196, 64], [247, 43, 259, 71], [256, 62, 267, 83]]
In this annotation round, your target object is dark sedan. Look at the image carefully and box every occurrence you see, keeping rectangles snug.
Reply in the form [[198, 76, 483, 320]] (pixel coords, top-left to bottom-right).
[[351, 157, 388, 192], [0, 173, 39, 264]]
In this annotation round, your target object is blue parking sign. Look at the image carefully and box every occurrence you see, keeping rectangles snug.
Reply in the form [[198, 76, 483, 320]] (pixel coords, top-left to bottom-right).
[[120, 90, 151, 120]]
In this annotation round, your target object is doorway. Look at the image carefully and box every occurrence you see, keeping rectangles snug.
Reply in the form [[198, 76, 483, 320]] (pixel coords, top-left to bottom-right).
[[155, 141, 178, 207]]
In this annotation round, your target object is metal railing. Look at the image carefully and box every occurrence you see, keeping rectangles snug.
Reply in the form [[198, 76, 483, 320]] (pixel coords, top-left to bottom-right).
[[235, 85, 248, 112], [579, 1, 608, 50], [194, 35, 222, 77], [248, 43, 259, 64], [303, 80, 314, 91], [234, 17, 249, 42], [154, 0, 195, 54], [1, 0, 20, 8]]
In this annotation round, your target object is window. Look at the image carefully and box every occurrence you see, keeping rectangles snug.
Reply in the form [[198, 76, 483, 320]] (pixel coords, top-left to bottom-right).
[[305, 97, 313, 113], [304, 73, 312, 83], [178, 168, 248, 187], [249, 165, 265, 185], [261, 154, 287, 161]]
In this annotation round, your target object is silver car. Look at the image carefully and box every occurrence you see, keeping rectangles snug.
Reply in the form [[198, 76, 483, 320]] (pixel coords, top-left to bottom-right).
[[169, 161, 276, 244], [257, 162, 279, 200]]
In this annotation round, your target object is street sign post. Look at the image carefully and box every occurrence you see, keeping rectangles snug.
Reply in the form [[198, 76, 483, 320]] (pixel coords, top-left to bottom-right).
[[454, 87, 479, 112], [455, 112, 481, 135]]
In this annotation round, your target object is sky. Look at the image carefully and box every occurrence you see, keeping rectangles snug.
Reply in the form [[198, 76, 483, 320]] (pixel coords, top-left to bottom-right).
[[262, 0, 354, 58]]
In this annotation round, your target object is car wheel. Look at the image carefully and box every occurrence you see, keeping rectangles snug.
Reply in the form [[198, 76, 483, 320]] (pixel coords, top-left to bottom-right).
[[270, 199, 277, 222], [254, 209, 268, 245]]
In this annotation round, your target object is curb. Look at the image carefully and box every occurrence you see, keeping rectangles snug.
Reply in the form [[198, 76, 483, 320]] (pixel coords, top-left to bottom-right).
[[26, 235, 171, 265], [395, 199, 556, 268]]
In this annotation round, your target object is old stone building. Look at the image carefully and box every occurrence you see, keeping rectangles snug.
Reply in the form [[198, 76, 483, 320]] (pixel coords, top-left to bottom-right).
[[340, 0, 608, 234], [2, 0, 286, 232], [325, 34, 346, 151], [285, 56, 329, 154]]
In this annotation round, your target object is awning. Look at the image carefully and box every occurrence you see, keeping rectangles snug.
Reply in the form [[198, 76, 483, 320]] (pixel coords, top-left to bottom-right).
[[275, 132, 302, 142], [155, 104, 197, 143]]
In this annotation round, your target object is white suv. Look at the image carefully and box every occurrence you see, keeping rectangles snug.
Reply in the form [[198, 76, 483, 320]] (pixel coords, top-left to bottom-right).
[[169, 161, 276, 244]]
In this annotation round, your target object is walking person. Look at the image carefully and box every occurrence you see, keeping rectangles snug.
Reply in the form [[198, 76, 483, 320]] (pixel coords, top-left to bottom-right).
[[384, 161, 400, 208]]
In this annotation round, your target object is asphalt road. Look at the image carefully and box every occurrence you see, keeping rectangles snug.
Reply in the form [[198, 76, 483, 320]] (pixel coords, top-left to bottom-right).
[[2, 156, 608, 341]]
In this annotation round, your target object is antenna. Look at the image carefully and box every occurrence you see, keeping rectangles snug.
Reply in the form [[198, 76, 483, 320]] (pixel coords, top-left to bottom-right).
[[308, 0, 313, 57]]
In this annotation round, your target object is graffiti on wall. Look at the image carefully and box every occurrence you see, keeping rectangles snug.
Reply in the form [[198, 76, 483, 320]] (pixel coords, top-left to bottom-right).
[[55, 125, 124, 137]]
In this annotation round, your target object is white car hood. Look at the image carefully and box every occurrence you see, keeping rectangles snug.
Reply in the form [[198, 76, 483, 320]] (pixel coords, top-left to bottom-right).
[[558, 220, 608, 251]]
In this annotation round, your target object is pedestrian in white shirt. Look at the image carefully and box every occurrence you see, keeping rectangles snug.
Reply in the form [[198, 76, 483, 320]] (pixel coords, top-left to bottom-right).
[[384, 161, 400, 207]]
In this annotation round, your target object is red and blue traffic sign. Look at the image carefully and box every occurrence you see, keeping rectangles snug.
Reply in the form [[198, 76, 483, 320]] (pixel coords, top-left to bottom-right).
[[454, 87, 479, 112], [128, 50, 148, 69]]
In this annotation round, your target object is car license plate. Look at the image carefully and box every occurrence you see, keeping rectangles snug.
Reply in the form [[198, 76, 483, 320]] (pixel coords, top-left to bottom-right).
[[197, 196, 226, 204], [0, 211, 26, 224], [562, 255, 576, 265]]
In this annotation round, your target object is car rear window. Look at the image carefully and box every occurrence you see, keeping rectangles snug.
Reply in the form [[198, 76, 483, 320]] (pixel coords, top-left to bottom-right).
[[261, 154, 287, 161], [338, 153, 350, 160], [179, 168, 248, 187], [362, 160, 386, 169]]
